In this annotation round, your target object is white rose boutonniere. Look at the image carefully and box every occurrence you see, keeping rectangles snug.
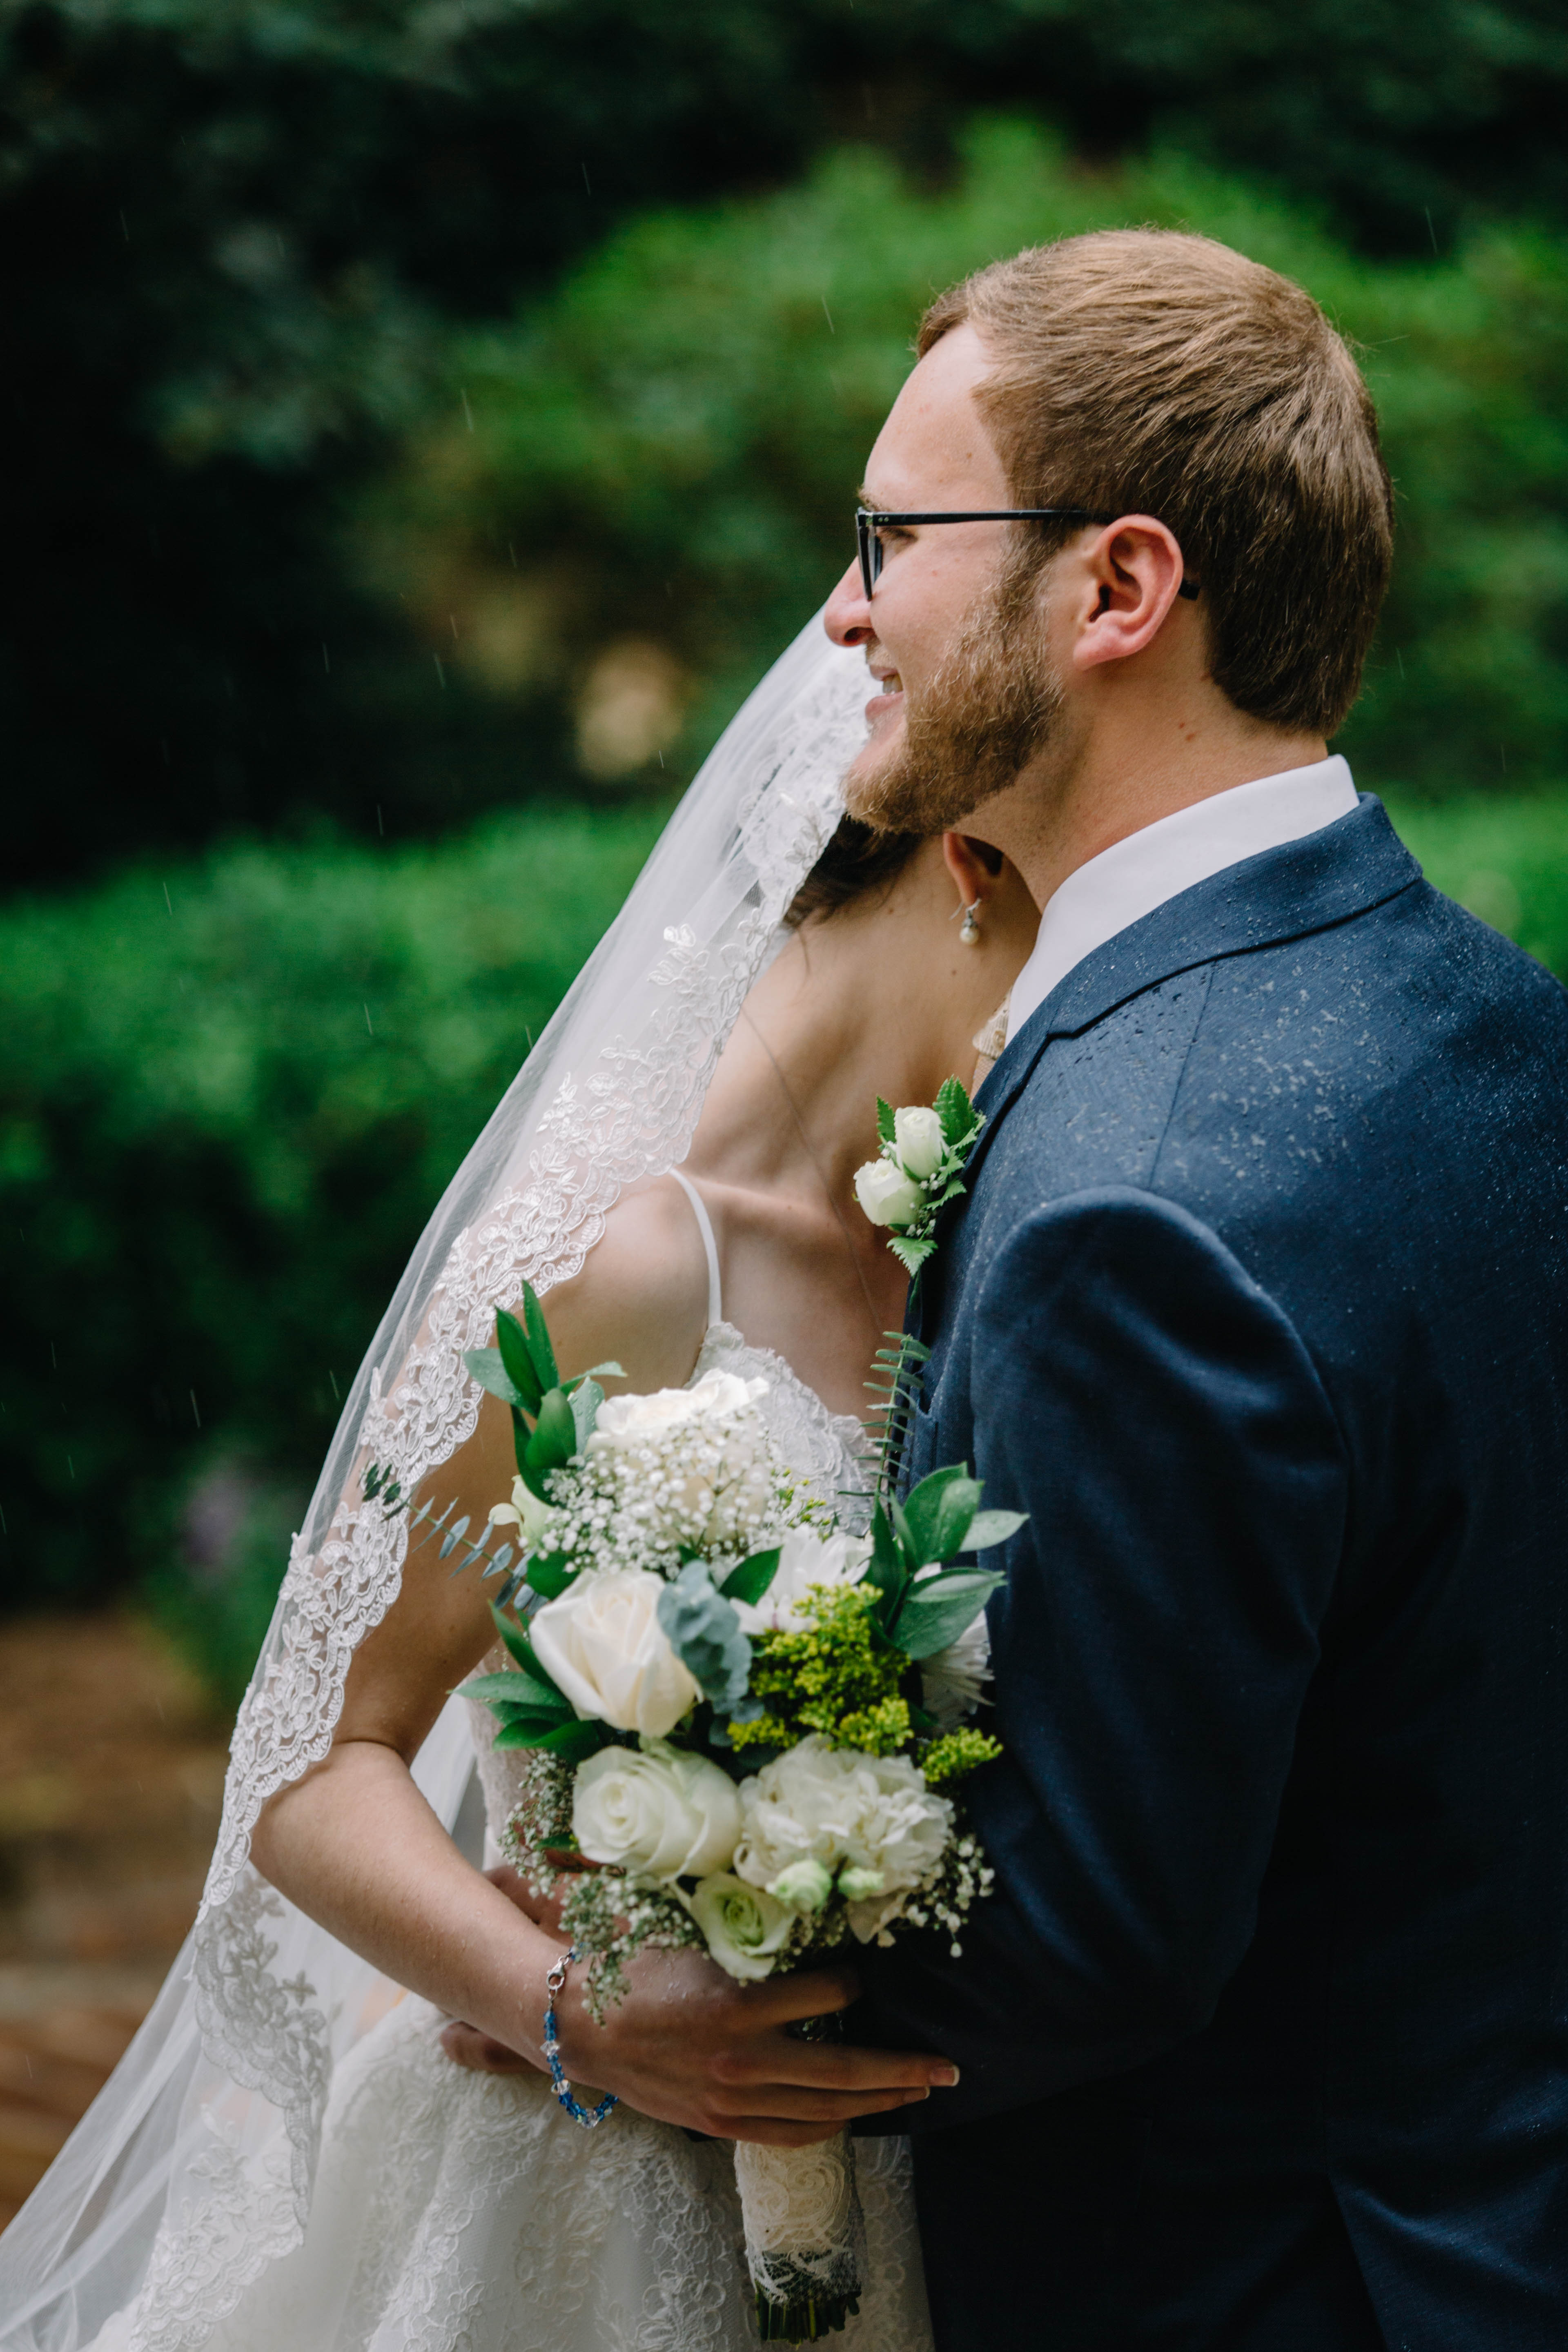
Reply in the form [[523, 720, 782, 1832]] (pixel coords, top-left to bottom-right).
[[854, 1077, 985, 1280]]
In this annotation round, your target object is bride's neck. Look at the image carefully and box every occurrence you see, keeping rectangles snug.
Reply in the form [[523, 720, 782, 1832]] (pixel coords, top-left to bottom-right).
[[691, 869, 1010, 1206]]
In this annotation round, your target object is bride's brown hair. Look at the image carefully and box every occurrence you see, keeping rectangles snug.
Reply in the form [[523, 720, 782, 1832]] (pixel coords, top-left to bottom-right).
[[783, 813, 922, 929]]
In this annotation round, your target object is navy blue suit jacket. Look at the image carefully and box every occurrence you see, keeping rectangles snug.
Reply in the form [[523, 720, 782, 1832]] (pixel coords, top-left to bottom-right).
[[857, 798, 1568, 2350]]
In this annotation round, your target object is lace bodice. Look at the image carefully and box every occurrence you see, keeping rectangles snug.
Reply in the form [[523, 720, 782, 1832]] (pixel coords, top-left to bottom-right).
[[470, 1325, 872, 1839]]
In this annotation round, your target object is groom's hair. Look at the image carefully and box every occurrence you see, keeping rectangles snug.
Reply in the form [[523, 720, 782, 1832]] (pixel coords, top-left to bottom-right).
[[920, 231, 1392, 738]]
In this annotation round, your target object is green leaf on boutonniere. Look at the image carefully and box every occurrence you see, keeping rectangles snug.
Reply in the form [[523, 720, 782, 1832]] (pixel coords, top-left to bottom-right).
[[889, 1232, 937, 1280], [935, 1075, 976, 1147], [876, 1096, 896, 1146]]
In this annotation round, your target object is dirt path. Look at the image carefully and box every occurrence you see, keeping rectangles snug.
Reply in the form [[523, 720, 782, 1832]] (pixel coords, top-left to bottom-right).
[[0, 1616, 229, 2226]]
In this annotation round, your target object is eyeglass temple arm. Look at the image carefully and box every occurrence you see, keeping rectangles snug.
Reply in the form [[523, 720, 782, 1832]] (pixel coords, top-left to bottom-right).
[[857, 511, 1200, 598]]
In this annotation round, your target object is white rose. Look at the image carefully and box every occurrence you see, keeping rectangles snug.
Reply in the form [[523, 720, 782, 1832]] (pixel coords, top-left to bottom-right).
[[853, 1160, 926, 1228], [732, 1735, 954, 1942], [487, 1473, 559, 1552], [893, 1105, 946, 1180], [589, 1368, 767, 1448], [733, 1526, 873, 1635], [572, 1738, 742, 1879], [530, 1568, 701, 1737], [690, 1872, 794, 1981]]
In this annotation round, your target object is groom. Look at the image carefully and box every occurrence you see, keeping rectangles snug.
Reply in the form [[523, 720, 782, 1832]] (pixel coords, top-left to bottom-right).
[[821, 230, 1568, 2346]]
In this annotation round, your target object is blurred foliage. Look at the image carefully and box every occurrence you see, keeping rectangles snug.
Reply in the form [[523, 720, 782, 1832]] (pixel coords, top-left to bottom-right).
[[2, 782, 1564, 1646], [0, 802, 663, 1613], [368, 122, 1568, 800], [3, 0, 1567, 887]]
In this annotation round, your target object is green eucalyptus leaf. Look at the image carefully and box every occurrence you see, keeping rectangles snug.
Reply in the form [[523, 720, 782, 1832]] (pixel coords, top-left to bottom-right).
[[494, 1312, 543, 1412], [894, 1570, 1004, 1658], [964, 1508, 1028, 1551], [719, 1547, 781, 1606], [657, 1562, 752, 1715]]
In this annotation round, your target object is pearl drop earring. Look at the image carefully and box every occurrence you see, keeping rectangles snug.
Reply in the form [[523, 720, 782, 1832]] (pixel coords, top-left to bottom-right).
[[959, 898, 982, 946]]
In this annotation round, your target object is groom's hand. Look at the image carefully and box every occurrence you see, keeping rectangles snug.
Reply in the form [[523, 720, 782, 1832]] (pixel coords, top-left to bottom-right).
[[551, 1944, 957, 2146]]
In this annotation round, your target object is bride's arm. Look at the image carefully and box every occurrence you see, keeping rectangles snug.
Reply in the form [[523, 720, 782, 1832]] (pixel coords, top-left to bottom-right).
[[249, 1186, 954, 2139], [247, 1184, 713, 2058]]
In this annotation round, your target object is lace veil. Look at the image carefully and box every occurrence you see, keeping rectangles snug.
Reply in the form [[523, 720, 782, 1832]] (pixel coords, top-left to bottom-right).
[[0, 614, 871, 2352]]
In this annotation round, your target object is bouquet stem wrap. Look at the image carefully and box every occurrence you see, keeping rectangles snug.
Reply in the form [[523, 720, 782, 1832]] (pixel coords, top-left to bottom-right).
[[734, 2129, 865, 2342]]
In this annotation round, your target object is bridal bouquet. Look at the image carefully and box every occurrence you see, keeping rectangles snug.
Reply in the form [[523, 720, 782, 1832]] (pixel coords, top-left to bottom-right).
[[392, 1188, 1014, 2341]]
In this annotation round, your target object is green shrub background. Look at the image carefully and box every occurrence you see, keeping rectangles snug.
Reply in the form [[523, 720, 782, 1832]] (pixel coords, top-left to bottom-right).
[[0, 807, 663, 1644], [365, 122, 1568, 802], [4, 786, 1564, 1682]]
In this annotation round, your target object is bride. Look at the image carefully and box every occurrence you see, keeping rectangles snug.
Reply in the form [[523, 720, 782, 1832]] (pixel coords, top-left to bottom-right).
[[0, 621, 1036, 2352]]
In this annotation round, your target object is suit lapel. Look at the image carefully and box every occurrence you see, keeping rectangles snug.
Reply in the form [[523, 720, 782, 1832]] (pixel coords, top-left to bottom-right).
[[962, 795, 1420, 1194]]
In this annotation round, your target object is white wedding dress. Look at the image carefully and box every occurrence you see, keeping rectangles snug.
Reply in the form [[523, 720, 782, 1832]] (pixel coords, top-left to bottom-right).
[[186, 1185, 934, 2352]]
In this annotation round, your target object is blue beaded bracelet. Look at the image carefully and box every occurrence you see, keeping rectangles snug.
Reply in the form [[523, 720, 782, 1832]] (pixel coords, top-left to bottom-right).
[[542, 1946, 618, 2129]]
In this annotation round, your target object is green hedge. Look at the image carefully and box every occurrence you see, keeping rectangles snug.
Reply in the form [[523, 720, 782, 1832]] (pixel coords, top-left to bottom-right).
[[363, 120, 1568, 802], [0, 806, 663, 1627], [3, 786, 1565, 1691]]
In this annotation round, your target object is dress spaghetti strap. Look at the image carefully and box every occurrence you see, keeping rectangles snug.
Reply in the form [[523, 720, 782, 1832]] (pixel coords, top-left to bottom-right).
[[670, 1168, 724, 1330]]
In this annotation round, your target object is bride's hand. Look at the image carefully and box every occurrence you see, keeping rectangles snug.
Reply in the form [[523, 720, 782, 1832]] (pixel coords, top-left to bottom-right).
[[551, 1944, 958, 2148]]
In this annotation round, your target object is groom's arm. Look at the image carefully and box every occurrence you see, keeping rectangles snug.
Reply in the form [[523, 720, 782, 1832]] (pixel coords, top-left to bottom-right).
[[856, 1185, 1348, 2130]]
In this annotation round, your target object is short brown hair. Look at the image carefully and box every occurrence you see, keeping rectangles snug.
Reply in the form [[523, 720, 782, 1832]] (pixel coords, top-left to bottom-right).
[[920, 230, 1392, 737]]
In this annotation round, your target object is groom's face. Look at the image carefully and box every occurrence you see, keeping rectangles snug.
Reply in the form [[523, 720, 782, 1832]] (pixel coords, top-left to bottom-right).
[[826, 322, 1069, 835]]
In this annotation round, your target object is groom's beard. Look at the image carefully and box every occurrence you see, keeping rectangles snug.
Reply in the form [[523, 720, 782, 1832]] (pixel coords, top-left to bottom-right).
[[844, 558, 1065, 836]]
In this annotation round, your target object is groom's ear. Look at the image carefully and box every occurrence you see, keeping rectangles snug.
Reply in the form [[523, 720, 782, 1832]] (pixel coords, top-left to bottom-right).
[[1071, 516, 1192, 673]]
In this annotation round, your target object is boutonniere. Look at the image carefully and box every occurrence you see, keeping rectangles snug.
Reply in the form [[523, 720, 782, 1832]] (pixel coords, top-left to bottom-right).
[[853, 1076, 985, 1281]]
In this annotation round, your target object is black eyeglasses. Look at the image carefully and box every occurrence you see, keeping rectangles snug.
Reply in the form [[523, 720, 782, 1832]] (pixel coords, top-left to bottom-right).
[[855, 508, 1201, 603]]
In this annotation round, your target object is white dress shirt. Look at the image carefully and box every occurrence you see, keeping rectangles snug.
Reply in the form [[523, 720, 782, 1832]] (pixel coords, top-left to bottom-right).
[[1005, 755, 1360, 1040]]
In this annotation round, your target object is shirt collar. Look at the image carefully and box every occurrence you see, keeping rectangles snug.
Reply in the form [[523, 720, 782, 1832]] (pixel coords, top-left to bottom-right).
[[1006, 755, 1359, 1040]]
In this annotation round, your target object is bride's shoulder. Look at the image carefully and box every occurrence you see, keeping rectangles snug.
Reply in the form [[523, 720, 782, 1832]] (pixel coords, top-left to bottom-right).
[[541, 1174, 710, 1395]]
